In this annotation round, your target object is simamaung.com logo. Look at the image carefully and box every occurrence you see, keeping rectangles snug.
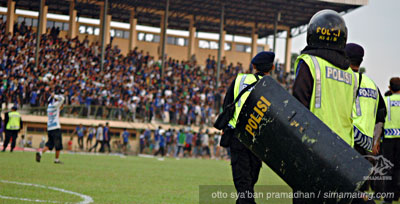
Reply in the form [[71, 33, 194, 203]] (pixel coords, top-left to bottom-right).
[[363, 155, 393, 180]]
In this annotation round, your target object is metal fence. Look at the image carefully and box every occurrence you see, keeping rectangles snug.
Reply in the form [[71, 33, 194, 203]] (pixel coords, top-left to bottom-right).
[[27, 105, 144, 122], [24, 105, 215, 127]]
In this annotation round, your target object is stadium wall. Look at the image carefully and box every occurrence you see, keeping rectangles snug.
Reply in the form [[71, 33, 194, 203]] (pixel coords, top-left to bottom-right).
[[14, 114, 217, 154]]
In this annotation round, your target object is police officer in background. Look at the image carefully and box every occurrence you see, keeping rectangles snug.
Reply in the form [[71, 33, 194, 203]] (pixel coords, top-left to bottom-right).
[[345, 43, 387, 204], [293, 10, 357, 203], [382, 77, 400, 204], [345, 43, 387, 155], [221, 51, 275, 204], [2, 106, 23, 152]]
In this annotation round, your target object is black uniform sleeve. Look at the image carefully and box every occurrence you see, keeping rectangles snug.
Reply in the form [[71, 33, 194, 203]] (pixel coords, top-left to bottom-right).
[[222, 78, 236, 110], [4, 112, 9, 129], [375, 89, 387, 123], [219, 78, 236, 147], [20, 115, 23, 130], [292, 60, 314, 109]]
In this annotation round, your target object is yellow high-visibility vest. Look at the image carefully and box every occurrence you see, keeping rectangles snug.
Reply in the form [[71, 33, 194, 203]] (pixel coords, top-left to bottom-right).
[[384, 94, 400, 138], [295, 54, 358, 147], [6, 111, 21, 130], [228, 74, 258, 128], [352, 73, 379, 151]]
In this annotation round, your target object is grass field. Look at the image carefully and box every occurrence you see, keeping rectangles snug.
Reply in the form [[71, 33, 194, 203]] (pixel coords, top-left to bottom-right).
[[0, 151, 290, 204]]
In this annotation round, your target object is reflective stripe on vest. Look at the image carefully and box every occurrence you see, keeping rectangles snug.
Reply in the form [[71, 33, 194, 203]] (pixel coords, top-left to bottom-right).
[[228, 74, 258, 128], [384, 94, 400, 139], [354, 126, 373, 151], [237, 75, 248, 107], [6, 111, 21, 130], [387, 97, 391, 121], [351, 72, 359, 116], [355, 96, 362, 116], [384, 129, 400, 136], [310, 56, 321, 108], [294, 54, 356, 147]]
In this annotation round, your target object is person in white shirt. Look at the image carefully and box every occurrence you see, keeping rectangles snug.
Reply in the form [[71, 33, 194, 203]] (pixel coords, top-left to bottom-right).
[[88, 124, 104, 153], [36, 93, 65, 164], [202, 130, 210, 159]]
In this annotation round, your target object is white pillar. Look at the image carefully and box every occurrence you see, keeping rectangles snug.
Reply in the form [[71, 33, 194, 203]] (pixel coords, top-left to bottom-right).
[[40, 5, 48, 34], [285, 28, 292, 73], [68, 1, 77, 39], [250, 25, 258, 60], [129, 10, 137, 51], [187, 16, 196, 60], [5, 0, 15, 34]]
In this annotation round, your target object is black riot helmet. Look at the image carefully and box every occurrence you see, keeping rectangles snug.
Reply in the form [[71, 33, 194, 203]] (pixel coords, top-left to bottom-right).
[[306, 9, 347, 50]]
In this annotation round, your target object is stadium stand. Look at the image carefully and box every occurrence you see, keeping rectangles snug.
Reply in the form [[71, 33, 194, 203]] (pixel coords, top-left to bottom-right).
[[0, 18, 245, 127]]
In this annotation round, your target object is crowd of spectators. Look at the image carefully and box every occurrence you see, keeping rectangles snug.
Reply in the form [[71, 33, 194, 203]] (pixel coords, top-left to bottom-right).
[[0, 19, 297, 159], [274, 62, 294, 91], [0, 19, 250, 126], [139, 126, 228, 159], [0, 18, 293, 125], [64, 123, 228, 159]]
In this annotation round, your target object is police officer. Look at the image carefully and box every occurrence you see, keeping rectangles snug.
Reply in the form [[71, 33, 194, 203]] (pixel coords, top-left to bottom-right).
[[292, 10, 357, 203], [221, 51, 275, 204], [2, 106, 23, 152], [345, 43, 387, 204], [382, 77, 400, 204], [293, 9, 357, 147], [345, 43, 387, 155]]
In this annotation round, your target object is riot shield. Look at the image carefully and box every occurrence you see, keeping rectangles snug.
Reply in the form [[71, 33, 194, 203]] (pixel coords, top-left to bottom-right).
[[234, 76, 372, 203]]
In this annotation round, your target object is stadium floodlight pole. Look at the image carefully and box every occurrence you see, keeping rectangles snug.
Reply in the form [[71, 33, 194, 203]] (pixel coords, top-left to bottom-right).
[[273, 11, 281, 53], [100, 0, 108, 72], [216, 2, 224, 90], [161, 0, 169, 79], [35, 0, 45, 69]]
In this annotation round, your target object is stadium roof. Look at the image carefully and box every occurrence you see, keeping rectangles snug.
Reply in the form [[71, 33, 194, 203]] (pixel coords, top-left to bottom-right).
[[1, 0, 367, 38]]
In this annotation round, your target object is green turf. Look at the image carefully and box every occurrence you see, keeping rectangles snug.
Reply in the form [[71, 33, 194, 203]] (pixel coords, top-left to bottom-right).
[[0, 152, 393, 204], [0, 151, 289, 204]]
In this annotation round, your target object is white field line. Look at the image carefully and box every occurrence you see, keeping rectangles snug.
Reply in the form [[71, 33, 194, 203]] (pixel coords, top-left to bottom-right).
[[0, 195, 60, 203], [0, 180, 93, 204]]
